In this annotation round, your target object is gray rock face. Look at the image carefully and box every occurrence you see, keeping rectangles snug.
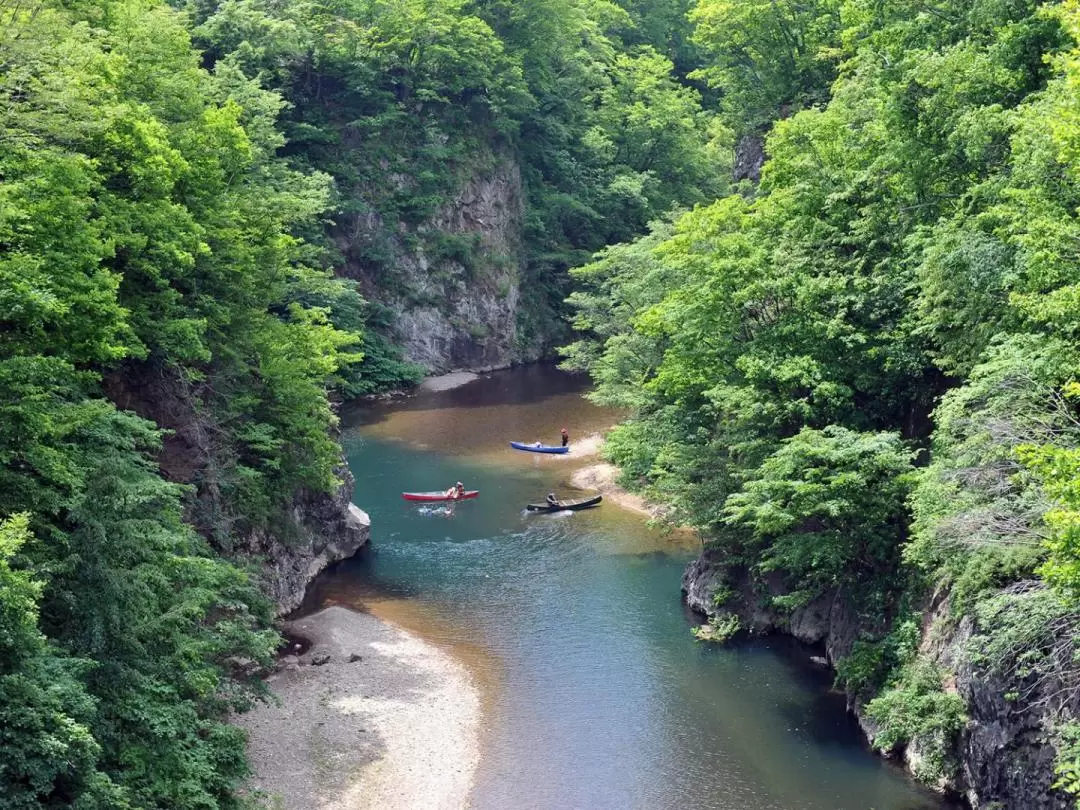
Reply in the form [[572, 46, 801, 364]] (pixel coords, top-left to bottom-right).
[[104, 361, 370, 617], [682, 553, 862, 659], [340, 153, 537, 373], [733, 133, 766, 184], [953, 658, 1066, 809], [939, 587, 1078, 809], [241, 473, 371, 616], [682, 554, 1076, 808], [681, 551, 729, 615]]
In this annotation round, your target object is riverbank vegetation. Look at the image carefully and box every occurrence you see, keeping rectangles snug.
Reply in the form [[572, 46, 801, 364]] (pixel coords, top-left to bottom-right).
[[566, 0, 1080, 797], [0, 1, 361, 804]]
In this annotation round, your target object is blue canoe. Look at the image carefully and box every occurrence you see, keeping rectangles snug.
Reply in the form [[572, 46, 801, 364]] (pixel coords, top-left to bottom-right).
[[510, 441, 570, 455]]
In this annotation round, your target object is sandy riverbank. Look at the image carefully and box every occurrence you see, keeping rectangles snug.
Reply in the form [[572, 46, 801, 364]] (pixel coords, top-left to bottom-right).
[[568, 462, 672, 522], [236, 606, 480, 810], [564, 432, 603, 459], [418, 371, 481, 392], [558, 433, 672, 521]]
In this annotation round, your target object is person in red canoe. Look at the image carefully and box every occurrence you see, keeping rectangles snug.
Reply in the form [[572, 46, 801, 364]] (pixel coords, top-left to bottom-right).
[[445, 481, 466, 499], [561, 427, 569, 447]]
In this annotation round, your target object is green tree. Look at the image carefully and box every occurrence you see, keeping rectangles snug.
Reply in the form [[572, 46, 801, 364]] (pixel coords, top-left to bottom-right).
[[0, 514, 122, 809], [689, 0, 843, 129], [725, 426, 915, 605]]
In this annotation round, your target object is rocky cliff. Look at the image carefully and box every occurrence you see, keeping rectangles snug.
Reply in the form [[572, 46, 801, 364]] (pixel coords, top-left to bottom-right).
[[732, 133, 766, 184], [927, 584, 1080, 810], [338, 153, 535, 373], [683, 552, 1077, 808], [104, 362, 369, 615], [240, 476, 370, 616]]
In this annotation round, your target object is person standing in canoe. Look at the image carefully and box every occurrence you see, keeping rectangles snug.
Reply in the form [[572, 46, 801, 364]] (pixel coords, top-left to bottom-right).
[[561, 427, 569, 447], [445, 481, 466, 499]]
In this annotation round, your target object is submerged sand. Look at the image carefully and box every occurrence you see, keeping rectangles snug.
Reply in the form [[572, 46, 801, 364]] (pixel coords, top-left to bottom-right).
[[237, 606, 480, 810]]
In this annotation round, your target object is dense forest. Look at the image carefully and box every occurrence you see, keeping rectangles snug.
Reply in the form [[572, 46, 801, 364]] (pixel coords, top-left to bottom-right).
[[7, 0, 1080, 806], [565, 0, 1080, 801], [0, 0, 719, 806], [181, 0, 725, 375]]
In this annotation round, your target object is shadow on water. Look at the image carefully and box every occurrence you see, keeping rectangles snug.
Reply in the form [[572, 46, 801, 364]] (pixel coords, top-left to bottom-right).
[[301, 544, 425, 607], [342, 363, 593, 428]]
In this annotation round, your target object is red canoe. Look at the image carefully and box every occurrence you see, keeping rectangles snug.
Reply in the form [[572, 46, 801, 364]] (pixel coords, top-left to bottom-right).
[[402, 490, 480, 502]]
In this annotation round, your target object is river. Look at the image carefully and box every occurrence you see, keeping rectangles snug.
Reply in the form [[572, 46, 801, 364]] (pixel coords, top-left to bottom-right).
[[304, 365, 947, 810]]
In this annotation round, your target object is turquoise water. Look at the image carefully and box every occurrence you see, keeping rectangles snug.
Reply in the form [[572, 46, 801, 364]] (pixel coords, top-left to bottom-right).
[[307, 367, 947, 810]]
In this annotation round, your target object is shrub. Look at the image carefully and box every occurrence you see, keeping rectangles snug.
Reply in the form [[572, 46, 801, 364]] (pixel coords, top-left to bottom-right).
[[865, 660, 966, 784], [836, 618, 920, 694], [692, 613, 742, 643], [1052, 722, 1080, 799]]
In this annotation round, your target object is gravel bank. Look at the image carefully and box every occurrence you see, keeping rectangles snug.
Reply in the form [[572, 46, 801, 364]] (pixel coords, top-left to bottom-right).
[[418, 371, 480, 392], [568, 462, 672, 521], [236, 606, 480, 810]]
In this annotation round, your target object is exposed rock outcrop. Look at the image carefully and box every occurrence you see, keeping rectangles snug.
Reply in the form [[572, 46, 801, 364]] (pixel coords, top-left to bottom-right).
[[682, 553, 1078, 808], [733, 133, 766, 184], [340, 152, 536, 373], [103, 362, 370, 615], [682, 552, 864, 662], [241, 476, 370, 616], [681, 551, 729, 616], [931, 585, 1078, 810], [950, 659, 1069, 809]]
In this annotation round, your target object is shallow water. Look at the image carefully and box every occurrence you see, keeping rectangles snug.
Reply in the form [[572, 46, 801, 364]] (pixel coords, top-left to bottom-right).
[[307, 365, 947, 810]]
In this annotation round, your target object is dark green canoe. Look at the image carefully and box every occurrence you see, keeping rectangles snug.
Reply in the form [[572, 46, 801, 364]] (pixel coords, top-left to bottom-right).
[[525, 495, 602, 513]]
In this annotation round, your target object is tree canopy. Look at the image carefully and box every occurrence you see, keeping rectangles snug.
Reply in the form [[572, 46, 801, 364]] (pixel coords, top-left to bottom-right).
[[567, 0, 1080, 791], [0, 0, 733, 805]]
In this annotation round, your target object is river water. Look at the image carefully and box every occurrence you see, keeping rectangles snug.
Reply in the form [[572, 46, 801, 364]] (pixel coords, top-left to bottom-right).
[[305, 365, 946, 810]]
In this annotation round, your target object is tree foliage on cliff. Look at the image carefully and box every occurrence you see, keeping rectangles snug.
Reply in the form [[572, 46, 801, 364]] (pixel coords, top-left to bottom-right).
[[567, 0, 1080, 789], [177, 0, 728, 345], [0, 0, 359, 804]]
